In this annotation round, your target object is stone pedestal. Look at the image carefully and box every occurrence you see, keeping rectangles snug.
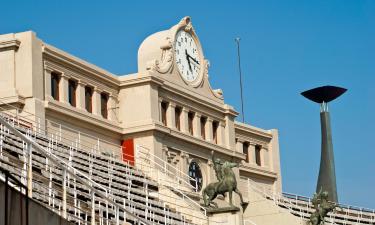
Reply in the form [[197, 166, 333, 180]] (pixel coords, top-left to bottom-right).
[[207, 206, 243, 225]]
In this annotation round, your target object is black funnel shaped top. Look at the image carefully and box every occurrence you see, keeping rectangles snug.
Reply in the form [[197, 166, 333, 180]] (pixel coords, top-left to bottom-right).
[[301, 85, 347, 103]]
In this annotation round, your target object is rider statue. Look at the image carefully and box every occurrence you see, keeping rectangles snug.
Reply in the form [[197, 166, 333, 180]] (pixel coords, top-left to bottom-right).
[[309, 189, 338, 225], [202, 153, 247, 210]]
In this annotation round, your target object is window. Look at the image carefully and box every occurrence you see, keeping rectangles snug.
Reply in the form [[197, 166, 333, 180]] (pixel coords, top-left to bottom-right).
[[85, 86, 93, 113], [51, 72, 60, 100], [101, 93, 108, 119], [255, 145, 262, 166], [175, 107, 182, 131], [188, 112, 194, 135], [161, 101, 168, 126], [188, 161, 203, 192], [68, 79, 77, 107], [200, 116, 207, 140], [243, 142, 250, 163], [212, 121, 219, 144]]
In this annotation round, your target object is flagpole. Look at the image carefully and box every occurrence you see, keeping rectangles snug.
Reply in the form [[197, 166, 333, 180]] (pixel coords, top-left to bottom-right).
[[235, 37, 245, 123]]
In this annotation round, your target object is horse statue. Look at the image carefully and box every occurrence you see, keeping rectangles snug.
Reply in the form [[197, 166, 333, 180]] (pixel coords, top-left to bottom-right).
[[309, 189, 339, 225], [202, 154, 247, 209]]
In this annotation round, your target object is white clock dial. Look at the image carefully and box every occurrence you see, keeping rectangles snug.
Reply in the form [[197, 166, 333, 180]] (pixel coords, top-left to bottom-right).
[[174, 30, 201, 83]]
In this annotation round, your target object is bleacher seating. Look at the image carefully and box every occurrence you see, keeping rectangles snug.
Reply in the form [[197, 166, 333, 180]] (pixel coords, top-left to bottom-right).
[[0, 113, 202, 225]]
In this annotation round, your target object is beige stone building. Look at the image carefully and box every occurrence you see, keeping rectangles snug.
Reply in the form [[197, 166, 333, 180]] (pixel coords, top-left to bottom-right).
[[2, 16, 371, 225], [0, 16, 282, 197]]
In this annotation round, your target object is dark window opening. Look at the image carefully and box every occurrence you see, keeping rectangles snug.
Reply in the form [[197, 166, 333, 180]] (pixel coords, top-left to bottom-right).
[[200, 116, 207, 140], [51, 72, 60, 101], [255, 145, 262, 166], [68, 79, 77, 107], [212, 121, 219, 144], [161, 101, 168, 126], [101, 93, 109, 119], [175, 107, 182, 131], [188, 112, 195, 135], [85, 86, 93, 113], [243, 142, 250, 163], [188, 161, 203, 192]]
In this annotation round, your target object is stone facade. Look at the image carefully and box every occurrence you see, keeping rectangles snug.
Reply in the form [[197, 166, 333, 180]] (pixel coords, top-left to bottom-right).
[[0, 17, 282, 202]]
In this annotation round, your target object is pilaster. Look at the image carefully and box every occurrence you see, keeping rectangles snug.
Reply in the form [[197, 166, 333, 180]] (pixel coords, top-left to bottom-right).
[[193, 113, 201, 139], [108, 94, 118, 121], [181, 107, 189, 134], [167, 102, 176, 129], [0, 37, 20, 98], [59, 74, 69, 104], [76, 80, 86, 110], [44, 67, 53, 100], [92, 87, 102, 116], [206, 118, 213, 142]]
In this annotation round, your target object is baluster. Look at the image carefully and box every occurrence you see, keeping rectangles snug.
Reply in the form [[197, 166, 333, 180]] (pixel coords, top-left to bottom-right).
[[27, 141, 33, 198], [62, 168, 67, 219], [0, 124, 3, 158], [91, 190, 95, 225]]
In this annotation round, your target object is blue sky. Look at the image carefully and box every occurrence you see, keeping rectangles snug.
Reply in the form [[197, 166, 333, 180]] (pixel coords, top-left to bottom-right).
[[1, 0, 374, 208]]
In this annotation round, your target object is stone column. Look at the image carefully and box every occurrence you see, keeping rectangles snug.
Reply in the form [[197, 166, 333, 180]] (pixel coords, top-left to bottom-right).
[[236, 139, 243, 155], [76, 80, 86, 110], [0, 38, 20, 96], [44, 67, 53, 100], [263, 147, 269, 168], [59, 74, 69, 104], [92, 87, 102, 116], [249, 143, 256, 165], [216, 121, 224, 145], [181, 107, 189, 134], [167, 102, 176, 129], [193, 113, 201, 139], [108, 94, 118, 121], [206, 118, 213, 142]]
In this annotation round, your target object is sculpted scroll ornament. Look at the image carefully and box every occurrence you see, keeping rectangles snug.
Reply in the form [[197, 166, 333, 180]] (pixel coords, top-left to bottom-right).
[[147, 37, 174, 74]]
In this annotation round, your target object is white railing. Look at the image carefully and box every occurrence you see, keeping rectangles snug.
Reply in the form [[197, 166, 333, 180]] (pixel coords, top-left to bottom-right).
[[0, 101, 204, 224], [245, 177, 375, 225], [135, 145, 208, 219], [136, 144, 198, 191], [0, 114, 151, 225]]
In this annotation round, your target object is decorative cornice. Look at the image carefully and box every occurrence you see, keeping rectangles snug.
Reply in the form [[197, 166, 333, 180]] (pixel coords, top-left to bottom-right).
[[119, 75, 164, 88], [45, 100, 122, 133], [43, 44, 120, 86], [0, 39, 21, 51], [235, 121, 273, 140], [239, 164, 278, 179]]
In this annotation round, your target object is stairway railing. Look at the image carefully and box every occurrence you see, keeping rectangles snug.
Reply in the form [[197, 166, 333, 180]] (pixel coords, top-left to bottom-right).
[[135, 145, 208, 218], [245, 177, 375, 225], [135, 144, 198, 191], [0, 101, 205, 224], [0, 112, 151, 225]]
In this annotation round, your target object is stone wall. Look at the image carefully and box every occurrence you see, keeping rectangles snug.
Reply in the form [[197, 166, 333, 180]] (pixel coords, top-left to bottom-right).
[[0, 180, 73, 225]]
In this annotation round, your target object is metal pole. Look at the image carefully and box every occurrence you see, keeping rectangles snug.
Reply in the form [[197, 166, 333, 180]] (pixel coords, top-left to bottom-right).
[[235, 37, 245, 123]]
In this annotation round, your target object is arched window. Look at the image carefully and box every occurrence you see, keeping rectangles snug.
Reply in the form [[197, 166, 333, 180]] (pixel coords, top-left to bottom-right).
[[188, 161, 203, 192]]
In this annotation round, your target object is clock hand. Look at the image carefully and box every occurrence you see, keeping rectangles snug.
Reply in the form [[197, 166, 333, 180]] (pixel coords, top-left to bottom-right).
[[186, 51, 200, 65], [185, 49, 192, 71], [189, 56, 200, 65]]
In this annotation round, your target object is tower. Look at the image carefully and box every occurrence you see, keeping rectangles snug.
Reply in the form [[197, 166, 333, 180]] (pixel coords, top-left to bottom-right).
[[301, 85, 347, 202]]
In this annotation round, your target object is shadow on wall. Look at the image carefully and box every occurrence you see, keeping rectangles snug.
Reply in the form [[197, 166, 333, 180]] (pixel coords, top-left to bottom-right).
[[0, 180, 74, 225]]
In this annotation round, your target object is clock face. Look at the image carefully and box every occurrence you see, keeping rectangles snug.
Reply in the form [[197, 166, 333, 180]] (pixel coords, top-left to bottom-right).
[[174, 30, 201, 83]]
